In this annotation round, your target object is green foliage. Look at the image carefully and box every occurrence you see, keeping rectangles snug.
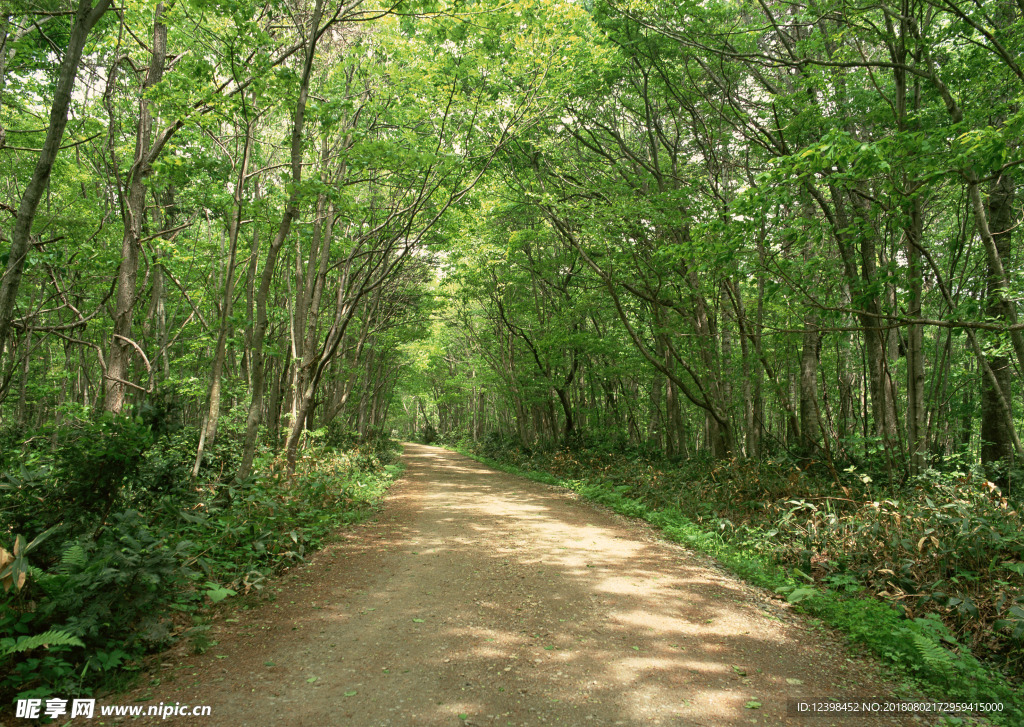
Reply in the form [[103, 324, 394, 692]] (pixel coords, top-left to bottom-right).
[[0, 425, 29, 471], [0, 525, 59, 594], [1, 413, 196, 554], [324, 422, 360, 450], [32, 512, 190, 647], [0, 630, 84, 658], [203, 582, 237, 604], [0, 431, 403, 704], [45, 414, 155, 532], [0, 512, 190, 697], [192, 402, 251, 480]]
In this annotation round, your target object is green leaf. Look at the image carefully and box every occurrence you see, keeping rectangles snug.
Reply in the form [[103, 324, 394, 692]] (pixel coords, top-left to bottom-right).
[[0, 630, 84, 658], [204, 582, 237, 603], [786, 587, 817, 604], [745, 700, 761, 709], [1001, 562, 1024, 576]]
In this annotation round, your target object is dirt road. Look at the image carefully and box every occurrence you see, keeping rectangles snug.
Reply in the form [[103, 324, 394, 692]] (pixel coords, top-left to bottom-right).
[[129, 444, 923, 726]]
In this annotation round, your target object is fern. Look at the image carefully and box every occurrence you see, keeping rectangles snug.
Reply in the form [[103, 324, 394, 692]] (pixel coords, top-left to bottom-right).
[[0, 629, 84, 658], [59, 544, 88, 573], [25, 544, 90, 598], [910, 631, 954, 673]]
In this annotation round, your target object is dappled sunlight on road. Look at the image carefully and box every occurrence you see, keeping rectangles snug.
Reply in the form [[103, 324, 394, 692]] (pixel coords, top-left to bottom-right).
[[299, 442, 910, 727], [140, 442, 913, 727]]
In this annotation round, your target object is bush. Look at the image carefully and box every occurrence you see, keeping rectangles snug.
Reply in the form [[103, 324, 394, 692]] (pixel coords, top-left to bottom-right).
[[194, 404, 249, 479], [0, 424, 28, 471], [0, 419, 403, 707], [325, 421, 359, 449], [37, 512, 191, 648], [56, 413, 154, 495], [1, 511, 191, 699]]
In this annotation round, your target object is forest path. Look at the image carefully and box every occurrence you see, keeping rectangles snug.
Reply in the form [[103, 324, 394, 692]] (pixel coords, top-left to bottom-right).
[[135, 443, 919, 726]]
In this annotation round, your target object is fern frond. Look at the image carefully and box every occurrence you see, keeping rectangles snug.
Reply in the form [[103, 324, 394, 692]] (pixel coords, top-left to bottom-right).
[[59, 544, 88, 573], [0, 629, 84, 658], [911, 631, 953, 671]]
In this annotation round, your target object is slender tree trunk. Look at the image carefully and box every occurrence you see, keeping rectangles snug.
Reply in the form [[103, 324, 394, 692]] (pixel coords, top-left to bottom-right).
[[147, 189, 173, 385], [799, 314, 821, 453], [906, 198, 926, 474], [958, 369, 973, 453], [16, 332, 31, 426], [787, 366, 799, 446], [285, 146, 335, 454], [0, 0, 111, 363], [837, 281, 856, 446], [732, 282, 755, 458], [799, 230, 821, 454], [236, 0, 325, 482], [193, 117, 253, 476], [926, 326, 952, 455], [0, 15, 9, 106], [980, 170, 1017, 488], [657, 335, 679, 457], [648, 371, 664, 451], [104, 3, 168, 412]]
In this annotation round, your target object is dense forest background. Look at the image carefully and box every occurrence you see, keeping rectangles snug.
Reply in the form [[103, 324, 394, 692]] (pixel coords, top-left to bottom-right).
[[2, 0, 1024, 715]]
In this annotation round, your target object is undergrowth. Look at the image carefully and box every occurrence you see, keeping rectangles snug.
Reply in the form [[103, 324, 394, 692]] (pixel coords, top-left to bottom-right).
[[453, 439, 1024, 726], [0, 412, 402, 710]]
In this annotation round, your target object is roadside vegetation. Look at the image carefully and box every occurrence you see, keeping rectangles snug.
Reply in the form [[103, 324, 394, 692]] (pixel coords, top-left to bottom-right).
[[0, 412, 401, 707]]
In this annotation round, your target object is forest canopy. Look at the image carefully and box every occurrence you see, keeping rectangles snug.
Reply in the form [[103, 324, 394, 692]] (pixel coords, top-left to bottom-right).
[[2, 0, 1022, 481]]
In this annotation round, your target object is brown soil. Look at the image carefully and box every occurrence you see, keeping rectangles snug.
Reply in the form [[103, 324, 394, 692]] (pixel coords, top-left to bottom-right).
[[118, 444, 937, 726]]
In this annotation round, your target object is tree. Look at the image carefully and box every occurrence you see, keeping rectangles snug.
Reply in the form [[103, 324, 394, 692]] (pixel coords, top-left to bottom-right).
[[0, 0, 111, 363]]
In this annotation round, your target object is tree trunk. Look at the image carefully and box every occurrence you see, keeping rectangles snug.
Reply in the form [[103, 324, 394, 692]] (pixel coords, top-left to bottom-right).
[[193, 117, 253, 476], [980, 171, 1016, 488], [906, 199, 926, 474], [648, 372, 664, 451], [799, 314, 821, 453], [236, 0, 326, 482], [104, 3, 168, 413], [0, 0, 111, 363]]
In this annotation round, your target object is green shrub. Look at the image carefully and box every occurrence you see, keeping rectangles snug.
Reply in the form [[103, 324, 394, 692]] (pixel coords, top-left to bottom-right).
[[0, 427, 403, 707], [1, 511, 189, 699], [34, 512, 191, 648], [41, 414, 153, 538]]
